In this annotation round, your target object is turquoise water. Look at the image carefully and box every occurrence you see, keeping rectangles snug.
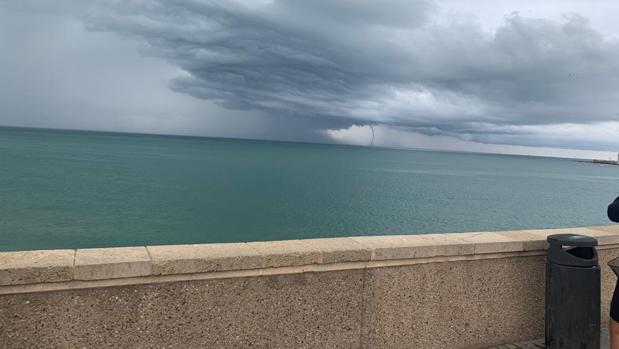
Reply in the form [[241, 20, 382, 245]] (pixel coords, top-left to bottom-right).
[[1, 127, 619, 252]]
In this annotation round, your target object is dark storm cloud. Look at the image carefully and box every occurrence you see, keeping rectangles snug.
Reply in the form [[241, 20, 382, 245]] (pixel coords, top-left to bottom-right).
[[5, 0, 619, 150], [85, 0, 619, 148]]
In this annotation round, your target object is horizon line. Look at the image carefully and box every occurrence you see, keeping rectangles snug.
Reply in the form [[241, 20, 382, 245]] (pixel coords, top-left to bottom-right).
[[0, 124, 608, 161]]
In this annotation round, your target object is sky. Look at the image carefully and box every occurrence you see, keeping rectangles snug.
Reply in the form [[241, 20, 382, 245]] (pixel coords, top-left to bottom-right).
[[2, 0, 619, 159]]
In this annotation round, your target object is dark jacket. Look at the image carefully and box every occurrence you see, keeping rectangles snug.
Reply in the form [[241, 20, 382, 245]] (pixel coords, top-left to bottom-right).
[[609, 197, 619, 222]]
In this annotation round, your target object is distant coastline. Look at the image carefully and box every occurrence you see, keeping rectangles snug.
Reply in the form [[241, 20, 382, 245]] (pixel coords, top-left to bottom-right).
[[577, 159, 619, 166], [589, 153, 619, 166], [592, 159, 619, 166]]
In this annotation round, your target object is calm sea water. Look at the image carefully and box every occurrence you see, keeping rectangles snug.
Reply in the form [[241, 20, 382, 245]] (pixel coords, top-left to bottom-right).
[[1, 127, 619, 251]]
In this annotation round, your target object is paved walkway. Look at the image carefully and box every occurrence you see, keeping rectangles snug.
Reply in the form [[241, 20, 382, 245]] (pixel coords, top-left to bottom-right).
[[488, 328, 609, 348]]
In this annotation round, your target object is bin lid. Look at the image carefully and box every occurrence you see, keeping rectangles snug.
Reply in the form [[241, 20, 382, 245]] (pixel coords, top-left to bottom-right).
[[547, 234, 599, 267], [547, 234, 598, 247]]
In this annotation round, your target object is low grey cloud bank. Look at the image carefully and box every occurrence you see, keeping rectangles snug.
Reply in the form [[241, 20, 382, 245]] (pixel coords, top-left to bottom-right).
[[85, 0, 619, 150]]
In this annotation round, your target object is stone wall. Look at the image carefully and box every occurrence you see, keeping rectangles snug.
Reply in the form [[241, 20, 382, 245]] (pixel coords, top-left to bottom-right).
[[1, 226, 619, 348]]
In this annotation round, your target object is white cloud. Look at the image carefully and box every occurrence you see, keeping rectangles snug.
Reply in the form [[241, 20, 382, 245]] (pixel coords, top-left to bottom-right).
[[324, 124, 618, 160]]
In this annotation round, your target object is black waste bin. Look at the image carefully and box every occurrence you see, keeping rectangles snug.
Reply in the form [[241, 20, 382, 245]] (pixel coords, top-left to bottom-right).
[[545, 234, 600, 349]]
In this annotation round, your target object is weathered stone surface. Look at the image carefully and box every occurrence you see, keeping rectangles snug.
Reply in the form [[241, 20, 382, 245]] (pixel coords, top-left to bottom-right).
[[488, 325, 611, 349], [348, 235, 409, 259], [0, 270, 364, 349], [496, 226, 619, 251], [148, 243, 263, 275], [496, 231, 548, 251], [361, 255, 547, 348], [74, 247, 151, 280], [590, 225, 619, 235], [448, 232, 525, 254], [351, 234, 474, 260], [245, 240, 322, 268], [491, 328, 610, 349], [301, 238, 372, 264], [587, 227, 619, 245], [0, 250, 74, 286], [1, 246, 618, 348], [2, 227, 619, 348], [529, 227, 612, 243]]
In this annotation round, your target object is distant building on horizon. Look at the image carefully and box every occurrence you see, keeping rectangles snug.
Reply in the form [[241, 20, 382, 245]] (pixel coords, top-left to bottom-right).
[[591, 152, 619, 166]]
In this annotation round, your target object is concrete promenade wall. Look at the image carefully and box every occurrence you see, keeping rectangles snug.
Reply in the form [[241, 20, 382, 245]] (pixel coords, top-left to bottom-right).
[[1, 226, 619, 348]]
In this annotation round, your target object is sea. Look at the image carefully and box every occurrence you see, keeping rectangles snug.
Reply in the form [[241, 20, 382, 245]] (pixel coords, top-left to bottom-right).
[[1, 126, 619, 252]]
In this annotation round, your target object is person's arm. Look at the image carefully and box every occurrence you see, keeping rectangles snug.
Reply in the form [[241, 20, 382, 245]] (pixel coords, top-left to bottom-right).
[[609, 197, 619, 223]]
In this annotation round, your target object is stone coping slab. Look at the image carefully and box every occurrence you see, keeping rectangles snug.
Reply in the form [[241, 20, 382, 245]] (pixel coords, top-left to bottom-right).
[[148, 243, 263, 275], [1, 225, 618, 287], [75, 247, 151, 281], [0, 250, 74, 286]]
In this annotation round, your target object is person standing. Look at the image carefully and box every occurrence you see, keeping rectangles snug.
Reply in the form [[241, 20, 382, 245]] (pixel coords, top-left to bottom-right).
[[611, 197, 619, 222], [608, 197, 619, 349]]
